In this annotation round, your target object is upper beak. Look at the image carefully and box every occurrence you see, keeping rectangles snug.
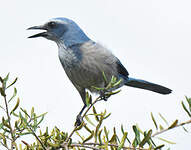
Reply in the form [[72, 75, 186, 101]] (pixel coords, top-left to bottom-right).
[[27, 25, 48, 38]]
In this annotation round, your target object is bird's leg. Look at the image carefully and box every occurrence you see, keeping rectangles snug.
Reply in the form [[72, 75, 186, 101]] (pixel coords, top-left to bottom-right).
[[75, 104, 86, 126]]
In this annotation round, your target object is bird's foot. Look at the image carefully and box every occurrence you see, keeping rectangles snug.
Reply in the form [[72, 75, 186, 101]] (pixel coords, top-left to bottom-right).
[[75, 114, 83, 126], [100, 89, 109, 101]]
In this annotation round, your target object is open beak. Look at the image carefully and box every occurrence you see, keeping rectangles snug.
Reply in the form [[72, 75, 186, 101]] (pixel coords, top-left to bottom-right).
[[27, 25, 48, 38]]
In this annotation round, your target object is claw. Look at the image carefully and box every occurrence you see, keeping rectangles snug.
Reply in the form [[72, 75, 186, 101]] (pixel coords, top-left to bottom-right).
[[100, 90, 108, 101], [75, 114, 83, 126]]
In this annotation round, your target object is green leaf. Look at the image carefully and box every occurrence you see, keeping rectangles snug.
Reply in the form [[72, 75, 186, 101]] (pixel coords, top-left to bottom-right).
[[10, 98, 20, 114], [102, 71, 108, 84], [107, 90, 121, 96], [91, 86, 105, 91], [157, 137, 176, 144], [0, 76, 3, 83], [98, 129, 103, 144], [151, 112, 158, 130], [133, 125, 141, 144], [181, 101, 191, 117], [35, 112, 48, 119], [139, 129, 152, 147], [84, 124, 92, 133], [83, 131, 94, 143], [112, 79, 122, 87], [6, 77, 18, 89], [109, 127, 117, 143], [20, 108, 30, 118], [19, 112, 28, 125], [104, 126, 109, 141], [121, 124, 124, 134], [17, 132, 33, 136], [159, 113, 169, 126], [37, 115, 45, 126], [121, 125, 130, 144], [168, 120, 178, 129], [8, 87, 17, 103], [95, 116, 103, 142], [154, 144, 165, 150], [31, 107, 34, 117], [136, 124, 144, 135], [85, 92, 90, 107], [75, 131, 85, 141], [4, 73, 10, 83], [117, 132, 127, 150], [85, 115, 95, 126], [93, 106, 99, 121], [0, 122, 3, 129], [185, 96, 191, 112]]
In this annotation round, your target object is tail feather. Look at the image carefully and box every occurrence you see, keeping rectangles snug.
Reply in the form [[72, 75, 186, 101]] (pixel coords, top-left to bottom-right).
[[125, 77, 172, 95]]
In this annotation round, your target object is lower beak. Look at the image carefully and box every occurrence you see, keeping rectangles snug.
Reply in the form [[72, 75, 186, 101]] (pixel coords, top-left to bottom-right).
[[27, 25, 48, 38]]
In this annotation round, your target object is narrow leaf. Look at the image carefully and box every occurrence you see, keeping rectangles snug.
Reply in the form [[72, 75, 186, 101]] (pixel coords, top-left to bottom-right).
[[133, 125, 141, 144], [139, 130, 152, 147], [181, 101, 191, 117], [83, 131, 94, 143], [185, 96, 191, 112], [159, 113, 169, 126], [157, 137, 176, 144], [6, 77, 18, 89], [93, 106, 99, 121], [85, 92, 90, 107], [10, 98, 20, 114], [8, 87, 17, 103], [104, 126, 109, 141], [104, 113, 111, 119], [112, 79, 122, 87], [0, 76, 3, 83], [168, 120, 178, 129], [4, 73, 9, 82], [85, 115, 95, 126], [75, 131, 84, 141], [151, 112, 158, 130], [117, 132, 127, 150], [102, 71, 108, 84], [154, 144, 165, 150], [98, 129, 103, 144], [83, 124, 92, 133]]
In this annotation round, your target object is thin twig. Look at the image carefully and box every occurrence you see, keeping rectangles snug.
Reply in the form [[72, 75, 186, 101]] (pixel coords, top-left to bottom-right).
[[3, 94, 15, 150], [27, 123, 47, 150], [152, 119, 191, 137]]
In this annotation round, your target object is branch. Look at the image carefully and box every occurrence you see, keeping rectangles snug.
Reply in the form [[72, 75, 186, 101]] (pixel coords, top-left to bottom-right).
[[61, 142, 155, 150], [3, 92, 15, 150], [152, 119, 191, 137]]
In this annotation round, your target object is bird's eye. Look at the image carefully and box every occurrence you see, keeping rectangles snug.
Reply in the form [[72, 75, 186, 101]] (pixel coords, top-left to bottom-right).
[[48, 21, 56, 28]]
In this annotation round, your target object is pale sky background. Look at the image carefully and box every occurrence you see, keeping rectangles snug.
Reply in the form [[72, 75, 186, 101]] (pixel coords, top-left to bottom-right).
[[0, 0, 191, 149]]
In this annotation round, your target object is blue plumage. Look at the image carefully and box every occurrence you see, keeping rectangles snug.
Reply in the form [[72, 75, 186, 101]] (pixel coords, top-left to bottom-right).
[[28, 17, 172, 124]]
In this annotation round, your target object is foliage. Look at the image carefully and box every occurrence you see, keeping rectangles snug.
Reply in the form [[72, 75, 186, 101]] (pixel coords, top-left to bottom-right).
[[0, 73, 190, 150]]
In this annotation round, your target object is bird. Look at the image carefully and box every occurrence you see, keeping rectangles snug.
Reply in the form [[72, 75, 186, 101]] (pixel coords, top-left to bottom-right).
[[28, 17, 172, 125]]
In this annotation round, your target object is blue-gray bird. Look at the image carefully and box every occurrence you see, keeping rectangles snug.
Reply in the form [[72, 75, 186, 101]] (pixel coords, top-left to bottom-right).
[[28, 18, 172, 124]]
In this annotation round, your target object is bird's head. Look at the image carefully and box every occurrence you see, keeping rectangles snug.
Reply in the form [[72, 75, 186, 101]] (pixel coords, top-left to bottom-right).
[[28, 17, 90, 48]]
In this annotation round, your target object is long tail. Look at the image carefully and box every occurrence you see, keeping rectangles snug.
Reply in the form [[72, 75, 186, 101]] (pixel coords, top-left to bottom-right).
[[125, 77, 172, 94]]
